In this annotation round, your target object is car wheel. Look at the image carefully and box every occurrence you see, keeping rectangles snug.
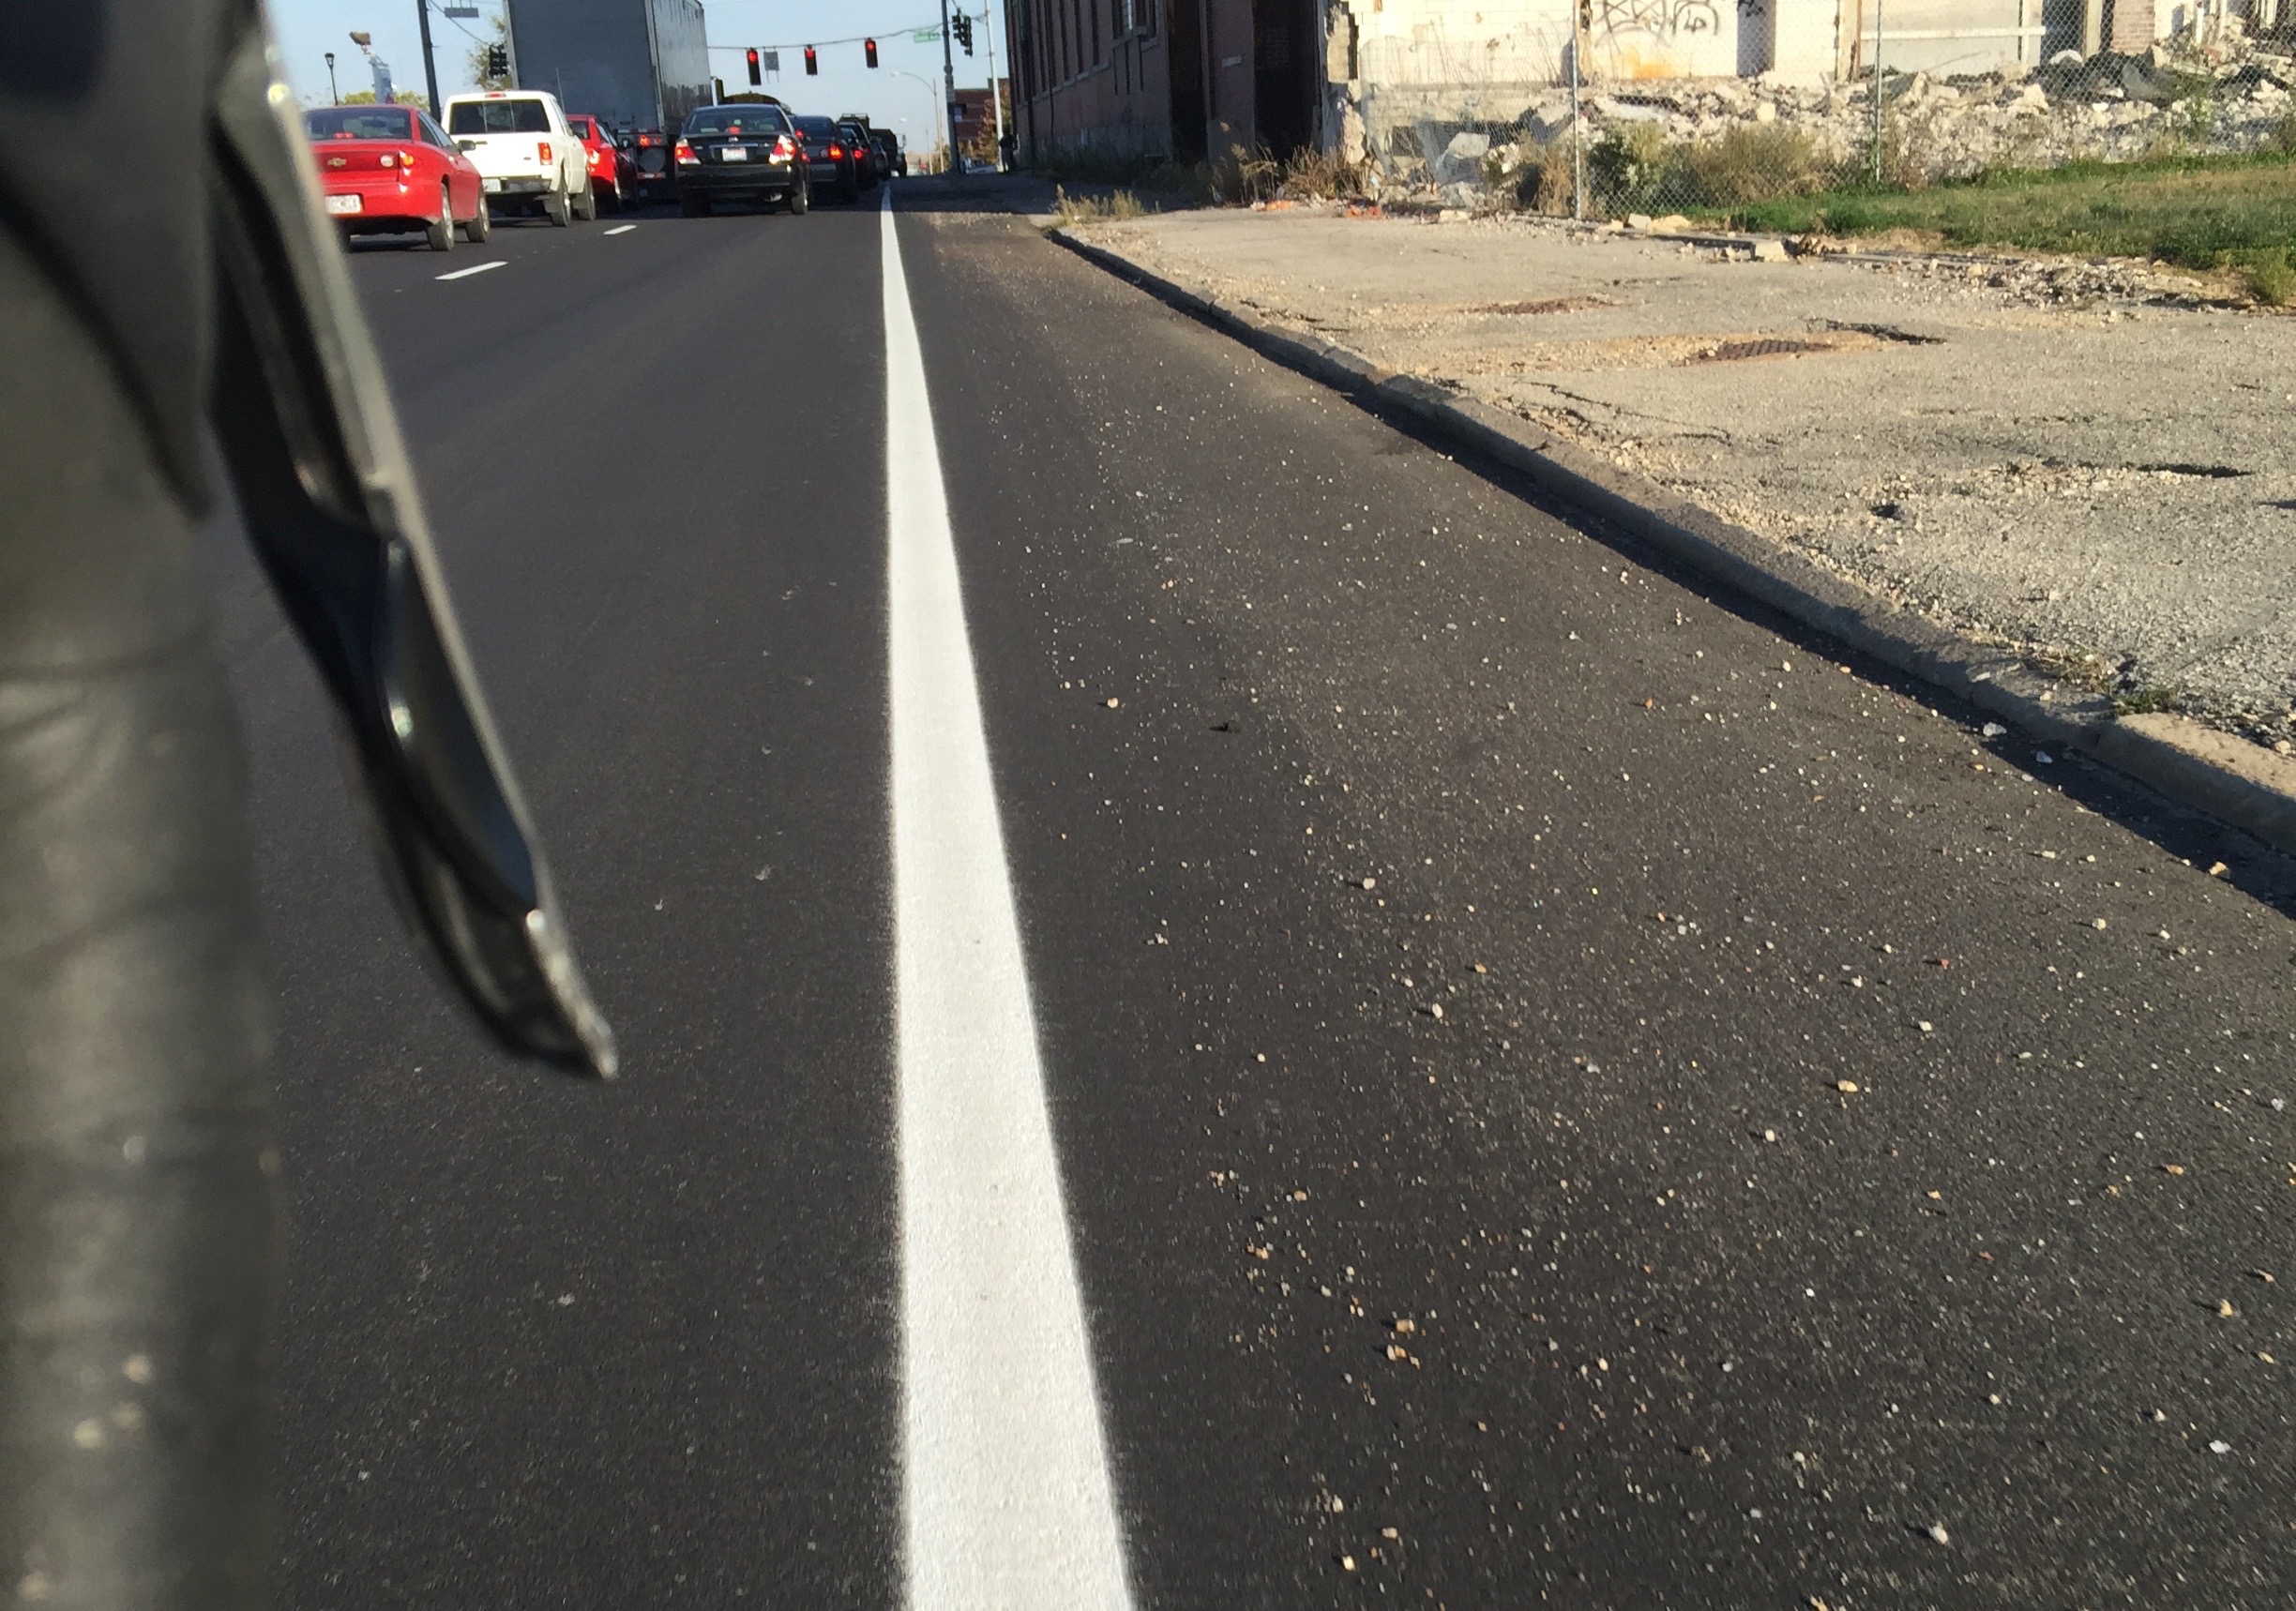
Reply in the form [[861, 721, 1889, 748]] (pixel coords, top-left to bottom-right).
[[461, 195, 491, 243], [679, 190, 709, 218], [546, 187, 571, 227], [426, 185, 456, 251], [573, 179, 597, 221]]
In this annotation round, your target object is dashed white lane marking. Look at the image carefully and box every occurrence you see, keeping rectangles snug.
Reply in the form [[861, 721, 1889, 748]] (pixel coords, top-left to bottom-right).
[[603, 223, 638, 236], [434, 260, 506, 281], [881, 188, 1135, 1611]]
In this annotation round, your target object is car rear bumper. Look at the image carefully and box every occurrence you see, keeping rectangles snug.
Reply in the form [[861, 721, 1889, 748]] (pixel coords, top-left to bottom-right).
[[678, 162, 798, 196], [479, 175, 553, 195], [321, 174, 441, 225]]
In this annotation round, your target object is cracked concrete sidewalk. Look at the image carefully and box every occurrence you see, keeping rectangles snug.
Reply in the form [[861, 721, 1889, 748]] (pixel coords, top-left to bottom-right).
[[1066, 208, 2296, 747]]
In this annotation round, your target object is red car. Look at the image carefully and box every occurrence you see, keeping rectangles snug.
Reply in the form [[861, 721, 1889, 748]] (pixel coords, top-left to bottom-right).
[[566, 114, 632, 213], [306, 103, 489, 249]]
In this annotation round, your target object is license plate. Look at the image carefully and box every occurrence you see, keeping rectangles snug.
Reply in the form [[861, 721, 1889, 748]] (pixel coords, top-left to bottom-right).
[[481, 177, 502, 193], [325, 193, 362, 216], [720, 146, 748, 161]]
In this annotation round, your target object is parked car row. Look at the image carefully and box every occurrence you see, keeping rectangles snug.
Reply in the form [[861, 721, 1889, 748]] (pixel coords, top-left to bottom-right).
[[307, 90, 905, 248]]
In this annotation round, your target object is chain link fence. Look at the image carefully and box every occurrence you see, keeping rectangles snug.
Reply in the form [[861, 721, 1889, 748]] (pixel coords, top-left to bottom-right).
[[1347, 17, 2296, 223]]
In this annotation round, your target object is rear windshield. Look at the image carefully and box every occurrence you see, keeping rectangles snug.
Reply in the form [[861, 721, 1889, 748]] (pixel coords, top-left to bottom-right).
[[793, 116, 838, 138], [306, 107, 415, 142], [567, 116, 594, 138], [686, 108, 785, 136], [448, 98, 551, 135]]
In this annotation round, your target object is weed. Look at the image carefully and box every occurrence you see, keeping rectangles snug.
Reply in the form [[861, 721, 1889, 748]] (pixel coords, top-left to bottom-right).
[[1210, 143, 1282, 204], [2114, 683, 2184, 716], [1047, 186, 1147, 229], [1679, 124, 1833, 204], [1516, 142, 1579, 215], [2231, 245, 2296, 304], [1275, 145, 1365, 201]]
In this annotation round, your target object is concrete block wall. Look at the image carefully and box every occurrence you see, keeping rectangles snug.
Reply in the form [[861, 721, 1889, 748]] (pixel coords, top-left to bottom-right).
[[1342, 0, 1740, 89]]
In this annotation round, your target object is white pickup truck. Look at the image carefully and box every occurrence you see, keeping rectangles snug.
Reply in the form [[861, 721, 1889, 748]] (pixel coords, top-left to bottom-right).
[[441, 90, 595, 226]]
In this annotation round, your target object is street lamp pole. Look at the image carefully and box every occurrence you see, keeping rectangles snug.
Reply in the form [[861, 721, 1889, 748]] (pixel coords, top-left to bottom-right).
[[890, 68, 944, 168], [415, 0, 443, 114], [983, 7, 1005, 170], [325, 51, 340, 104]]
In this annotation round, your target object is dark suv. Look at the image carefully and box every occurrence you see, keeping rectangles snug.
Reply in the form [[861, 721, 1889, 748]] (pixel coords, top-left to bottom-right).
[[838, 116, 885, 186], [674, 104, 808, 216]]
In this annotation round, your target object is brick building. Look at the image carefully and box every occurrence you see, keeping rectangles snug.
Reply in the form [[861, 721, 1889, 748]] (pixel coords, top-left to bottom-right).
[[953, 80, 1013, 158], [1004, 0, 1322, 165]]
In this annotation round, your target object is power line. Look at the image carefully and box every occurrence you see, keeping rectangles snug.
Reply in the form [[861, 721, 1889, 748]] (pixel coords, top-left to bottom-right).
[[702, 9, 985, 55]]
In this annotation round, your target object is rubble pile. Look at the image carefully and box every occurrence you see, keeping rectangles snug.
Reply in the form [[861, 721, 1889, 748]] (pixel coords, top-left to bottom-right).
[[1384, 42, 2296, 196]]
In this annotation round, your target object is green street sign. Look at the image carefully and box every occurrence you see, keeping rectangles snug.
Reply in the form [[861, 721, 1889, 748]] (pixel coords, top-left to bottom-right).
[[913, 26, 942, 41]]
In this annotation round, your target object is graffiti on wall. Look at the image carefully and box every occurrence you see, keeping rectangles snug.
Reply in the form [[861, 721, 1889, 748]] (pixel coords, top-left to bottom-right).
[[1591, 0, 1733, 75]]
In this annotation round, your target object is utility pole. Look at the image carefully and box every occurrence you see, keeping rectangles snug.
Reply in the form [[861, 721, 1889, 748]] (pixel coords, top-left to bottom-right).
[[415, 0, 442, 114], [984, 8, 1005, 170], [939, 0, 957, 174], [325, 50, 340, 104]]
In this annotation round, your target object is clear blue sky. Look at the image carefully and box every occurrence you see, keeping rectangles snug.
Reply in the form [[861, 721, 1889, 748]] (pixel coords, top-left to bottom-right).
[[270, 1, 1004, 152]]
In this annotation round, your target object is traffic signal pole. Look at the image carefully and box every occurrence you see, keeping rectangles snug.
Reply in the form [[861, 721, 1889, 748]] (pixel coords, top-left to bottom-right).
[[939, 0, 957, 174], [415, 0, 442, 114]]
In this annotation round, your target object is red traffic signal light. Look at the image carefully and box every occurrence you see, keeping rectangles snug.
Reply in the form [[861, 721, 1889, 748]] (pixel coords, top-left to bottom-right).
[[745, 47, 761, 85], [865, 38, 879, 68], [803, 45, 818, 75]]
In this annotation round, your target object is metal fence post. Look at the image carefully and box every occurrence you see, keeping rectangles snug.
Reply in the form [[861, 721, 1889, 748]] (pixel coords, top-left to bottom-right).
[[1571, 0, 1586, 221], [1870, 0, 1886, 185]]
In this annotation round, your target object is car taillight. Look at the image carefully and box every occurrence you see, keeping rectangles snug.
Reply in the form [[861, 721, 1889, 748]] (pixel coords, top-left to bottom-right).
[[771, 136, 795, 161], [829, 143, 843, 158], [537, 141, 552, 163], [674, 139, 697, 164], [379, 153, 396, 168], [399, 150, 415, 169]]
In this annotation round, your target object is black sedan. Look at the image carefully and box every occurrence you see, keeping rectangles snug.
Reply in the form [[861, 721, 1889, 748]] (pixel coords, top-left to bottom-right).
[[790, 114, 864, 204], [674, 104, 808, 216]]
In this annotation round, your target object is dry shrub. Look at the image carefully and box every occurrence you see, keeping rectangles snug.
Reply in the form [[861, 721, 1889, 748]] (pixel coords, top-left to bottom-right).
[[1276, 146, 1365, 200], [1677, 124, 1834, 204]]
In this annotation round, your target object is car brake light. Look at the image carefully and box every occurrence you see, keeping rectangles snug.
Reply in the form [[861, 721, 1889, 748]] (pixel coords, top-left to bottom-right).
[[674, 139, 697, 165], [537, 141, 552, 163], [830, 143, 844, 158], [400, 150, 415, 169]]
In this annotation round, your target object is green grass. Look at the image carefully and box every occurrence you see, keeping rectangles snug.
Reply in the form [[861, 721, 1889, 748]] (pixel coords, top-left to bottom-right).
[[1699, 149, 2296, 300]]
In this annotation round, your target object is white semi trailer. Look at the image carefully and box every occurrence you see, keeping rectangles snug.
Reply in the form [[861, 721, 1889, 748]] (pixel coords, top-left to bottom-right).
[[505, 0, 710, 137]]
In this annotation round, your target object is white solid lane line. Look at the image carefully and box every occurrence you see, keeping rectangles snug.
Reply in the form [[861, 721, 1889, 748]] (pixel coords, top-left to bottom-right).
[[604, 223, 638, 236], [881, 189, 1136, 1610], [435, 260, 506, 281]]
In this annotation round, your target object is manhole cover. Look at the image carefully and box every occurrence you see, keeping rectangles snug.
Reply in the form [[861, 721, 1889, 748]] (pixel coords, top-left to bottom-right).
[[1470, 296, 1610, 316], [1684, 337, 1835, 363]]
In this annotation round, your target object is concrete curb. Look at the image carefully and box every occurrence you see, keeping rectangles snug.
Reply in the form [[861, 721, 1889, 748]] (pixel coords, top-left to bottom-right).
[[1046, 224, 2296, 859]]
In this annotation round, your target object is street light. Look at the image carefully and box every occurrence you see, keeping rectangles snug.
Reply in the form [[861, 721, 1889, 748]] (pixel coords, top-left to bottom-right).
[[325, 50, 339, 104], [888, 68, 946, 173]]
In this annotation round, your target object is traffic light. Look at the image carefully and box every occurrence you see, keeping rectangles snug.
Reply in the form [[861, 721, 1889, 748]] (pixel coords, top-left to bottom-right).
[[865, 37, 879, 68], [483, 42, 508, 79], [746, 47, 761, 85], [953, 13, 974, 54], [804, 45, 818, 75]]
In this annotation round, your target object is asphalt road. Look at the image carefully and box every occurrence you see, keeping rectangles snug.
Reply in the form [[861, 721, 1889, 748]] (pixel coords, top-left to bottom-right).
[[205, 182, 2296, 1608]]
